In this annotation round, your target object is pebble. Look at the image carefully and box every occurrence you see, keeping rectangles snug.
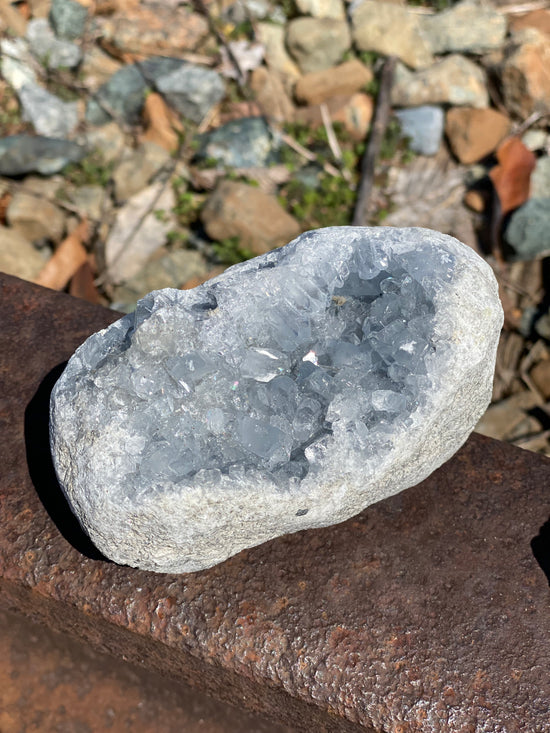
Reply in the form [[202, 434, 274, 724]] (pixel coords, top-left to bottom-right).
[[250, 67, 295, 123], [0, 38, 37, 91], [522, 129, 549, 152], [197, 117, 279, 169], [49, 0, 88, 40], [256, 22, 301, 86], [294, 60, 373, 106], [295, 0, 345, 20], [86, 65, 148, 126], [80, 47, 123, 91], [530, 359, 550, 400], [6, 191, 66, 243], [419, 0, 507, 55], [445, 107, 510, 164], [69, 184, 107, 221], [94, 4, 208, 57], [394, 106, 444, 157], [286, 17, 351, 74], [200, 180, 300, 255], [26, 18, 82, 69], [85, 122, 127, 165], [111, 249, 210, 312], [105, 182, 176, 284], [509, 8, 550, 36], [19, 83, 79, 139], [0, 225, 48, 281], [392, 55, 489, 109], [531, 157, 550, 199], [351, 1, 433, 70], [504, 198, 550, 261], [294, 93, 373, 140], [501, 29, 550, 118], [0, 135, 85, 176], [475, 391, 541, 441], [113, 142, 171, 203], [150, 62, 225, 124]]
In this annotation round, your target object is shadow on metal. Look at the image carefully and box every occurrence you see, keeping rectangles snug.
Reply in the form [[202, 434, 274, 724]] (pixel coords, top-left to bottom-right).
[[24, 363, 107, 562], [531, 516, 550, 586]]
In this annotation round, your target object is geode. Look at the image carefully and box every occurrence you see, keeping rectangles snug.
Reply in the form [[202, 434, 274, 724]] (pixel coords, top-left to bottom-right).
[[50, 227, 503, 573]]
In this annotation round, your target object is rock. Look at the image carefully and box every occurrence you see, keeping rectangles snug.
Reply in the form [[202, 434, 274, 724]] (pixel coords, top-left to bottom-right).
[[294, 60, 373, 106], [256, 22, 301, 86], [69, 185, 108, 221], [105, 181, 176, 284], [522, 129, 549, 152], [85, 122, 127, 165], [94, 3, 208, 57], [535, 311, 550, 341], [530, 359, 550, 400], [219, 41, 265, 81], [0, 135, 85, 176], [6, 191, 66, 243], [501, 29, 550, 118], [80, 47, 123, 92], [475, 391, 541, 441], [351, 1, 433, 70], [0, 225, 46, 280], [504, 198, 550, 261], [394, 106, 444, 156], [509, 8, 550, 36], [49, 0, 88, 39], [0, 38, 37, 91], [147, 61, 225, 124], [26, 18, 82, 69], [531, 156, 550, 198], [86, 65, 148, 126], [201, 180, 300, 255], [250, 67, 295, 123], [50, 226, 503, 573], [286, 18, 351, 74], [19, 83, 79, 139], [295, 0, 345, 19], [196, 117, 279, 169], [223, 0, 278, 23], [112, 142, 171, 203], [111, 249, 210, 312], [294, 93, 373, 140], [392, 55, 489, 109], [445, 107, 510, 164], [419, 0, 507, 55]]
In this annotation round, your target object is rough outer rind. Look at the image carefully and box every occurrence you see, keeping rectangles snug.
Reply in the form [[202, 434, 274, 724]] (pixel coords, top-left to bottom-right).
[[50, 227, 503, 572]]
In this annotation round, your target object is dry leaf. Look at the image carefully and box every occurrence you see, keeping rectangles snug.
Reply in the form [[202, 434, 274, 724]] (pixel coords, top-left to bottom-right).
[[141, 92, 182, 153], [69, 258, 101, 304], [489, 137, 536, 216], [35, 220, 89, 291]]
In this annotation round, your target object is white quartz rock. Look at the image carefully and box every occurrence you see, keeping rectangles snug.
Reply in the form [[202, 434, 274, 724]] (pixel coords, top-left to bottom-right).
[[50, 227, 503, 573]]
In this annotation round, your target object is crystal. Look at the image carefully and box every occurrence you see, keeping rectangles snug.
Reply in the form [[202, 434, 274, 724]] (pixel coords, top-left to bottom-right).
[[50, 226, 503, 572]]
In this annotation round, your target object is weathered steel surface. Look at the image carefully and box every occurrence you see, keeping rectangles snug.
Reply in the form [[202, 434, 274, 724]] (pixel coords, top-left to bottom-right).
[[0, 272, 549, 732], [0, 608, 291, 733]]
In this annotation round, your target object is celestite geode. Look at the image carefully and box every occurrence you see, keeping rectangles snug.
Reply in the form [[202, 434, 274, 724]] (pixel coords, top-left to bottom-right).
[[50, 227, 503, 572]]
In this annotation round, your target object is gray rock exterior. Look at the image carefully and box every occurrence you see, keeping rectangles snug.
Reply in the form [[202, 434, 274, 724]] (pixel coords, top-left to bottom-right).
[[50, 227, 503, 573]]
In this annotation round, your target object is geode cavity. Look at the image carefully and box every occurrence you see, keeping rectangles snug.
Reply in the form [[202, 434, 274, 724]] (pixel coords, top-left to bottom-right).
[[50, 227, 503, 572]]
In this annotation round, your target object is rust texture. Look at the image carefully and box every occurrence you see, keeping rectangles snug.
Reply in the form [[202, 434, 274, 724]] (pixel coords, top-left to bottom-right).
[[0, 608, 291, 733], [0, 272, 549, 732]]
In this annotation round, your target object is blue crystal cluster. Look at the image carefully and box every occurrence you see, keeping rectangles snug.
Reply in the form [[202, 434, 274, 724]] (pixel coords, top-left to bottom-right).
[[73, 230, 456, 493]]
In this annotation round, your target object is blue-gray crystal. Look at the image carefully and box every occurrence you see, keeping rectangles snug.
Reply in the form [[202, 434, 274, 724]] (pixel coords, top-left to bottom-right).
[[50, 227, 503, 572]]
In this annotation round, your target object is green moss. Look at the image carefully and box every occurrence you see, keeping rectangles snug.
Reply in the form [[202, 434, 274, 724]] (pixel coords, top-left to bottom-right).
[[64, 152, 113, 187], [212, 236, 254, 265], [172, 178, 203, 227]]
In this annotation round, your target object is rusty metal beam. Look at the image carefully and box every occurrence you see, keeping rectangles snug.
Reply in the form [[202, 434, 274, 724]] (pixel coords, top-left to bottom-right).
[[1, 272, 549, 732]]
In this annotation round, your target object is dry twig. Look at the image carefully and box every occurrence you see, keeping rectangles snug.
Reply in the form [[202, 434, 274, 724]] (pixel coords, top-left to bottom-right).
[[352, 56, 396, 226]]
